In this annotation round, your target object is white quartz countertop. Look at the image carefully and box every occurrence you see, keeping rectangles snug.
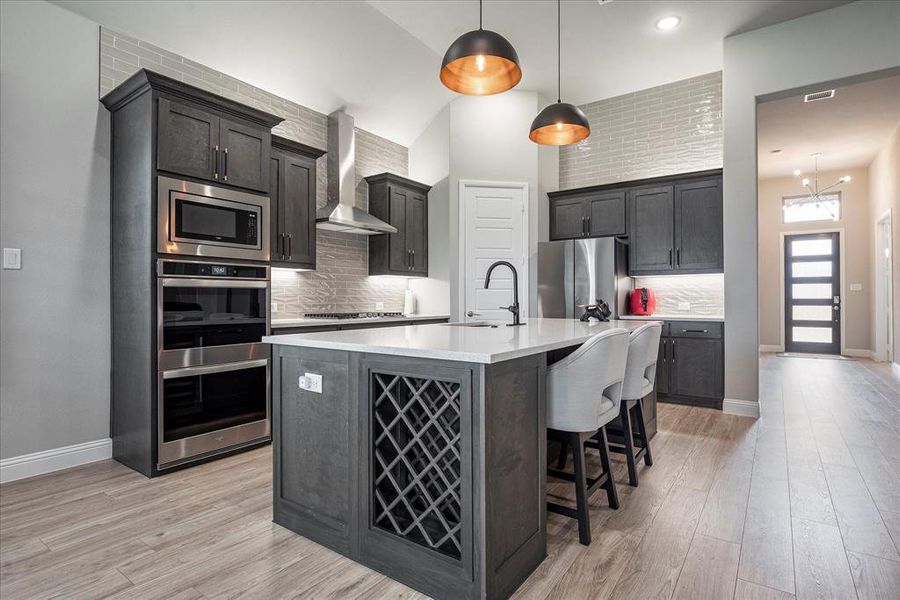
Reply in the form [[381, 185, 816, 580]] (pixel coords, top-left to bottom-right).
[[618, 314, 724, 322], [271, 314, 450, 329], [263, 318, 655, 364]]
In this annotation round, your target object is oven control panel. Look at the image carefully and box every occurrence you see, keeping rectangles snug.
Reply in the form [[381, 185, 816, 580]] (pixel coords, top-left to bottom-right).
[[159, 260, 268, 280]]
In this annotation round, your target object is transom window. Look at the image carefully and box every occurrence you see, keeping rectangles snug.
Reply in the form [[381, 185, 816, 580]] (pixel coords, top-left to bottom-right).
[[782, 192, 841, 224]]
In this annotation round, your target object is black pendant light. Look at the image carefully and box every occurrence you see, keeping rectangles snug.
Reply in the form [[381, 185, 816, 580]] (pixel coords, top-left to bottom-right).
[[529, 0, 590, 145], [440, 0, 522, 96]]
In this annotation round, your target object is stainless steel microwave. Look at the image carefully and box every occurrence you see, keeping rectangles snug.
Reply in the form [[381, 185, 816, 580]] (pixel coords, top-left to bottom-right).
[[157, 176, 270, 261]]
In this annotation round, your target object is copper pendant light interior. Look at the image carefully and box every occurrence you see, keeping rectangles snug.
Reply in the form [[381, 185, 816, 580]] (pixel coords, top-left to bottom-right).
[[439, 1, 522, 96], [529, 0, 591, 146]]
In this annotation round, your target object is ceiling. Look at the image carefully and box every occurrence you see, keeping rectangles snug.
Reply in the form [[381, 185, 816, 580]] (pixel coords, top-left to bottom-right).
[[757, 74, 900, 179], [55, 0, 849, 146]]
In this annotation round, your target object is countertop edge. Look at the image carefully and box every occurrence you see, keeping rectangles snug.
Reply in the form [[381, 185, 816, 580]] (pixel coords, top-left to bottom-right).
[[271, 314, 451, 329], [618, 315, 724, 322]]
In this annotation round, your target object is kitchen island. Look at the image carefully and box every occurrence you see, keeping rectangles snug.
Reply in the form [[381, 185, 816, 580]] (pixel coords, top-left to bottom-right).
[[263, 318, 650, 600]]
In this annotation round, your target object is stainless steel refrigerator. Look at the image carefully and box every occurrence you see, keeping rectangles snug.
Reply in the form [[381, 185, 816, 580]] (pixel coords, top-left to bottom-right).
[[537, 238, 630, 320]]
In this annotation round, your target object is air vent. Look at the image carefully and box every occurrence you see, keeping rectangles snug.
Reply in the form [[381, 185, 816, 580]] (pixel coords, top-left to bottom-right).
[[804, 89, 835, 102]]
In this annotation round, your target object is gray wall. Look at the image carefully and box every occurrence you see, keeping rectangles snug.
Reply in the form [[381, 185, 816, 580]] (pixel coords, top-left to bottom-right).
[[1, 1, 111, 459], [100, 28, 412, 319], [723, 0, 900, 406], [559, 72, 722, 189]]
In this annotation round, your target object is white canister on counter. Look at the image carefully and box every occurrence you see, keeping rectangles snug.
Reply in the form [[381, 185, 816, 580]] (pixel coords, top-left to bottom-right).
[[403, 289, 417, 316]]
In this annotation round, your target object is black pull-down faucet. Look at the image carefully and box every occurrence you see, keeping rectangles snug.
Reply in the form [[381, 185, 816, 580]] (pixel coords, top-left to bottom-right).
[[483, 261, 524, 326]]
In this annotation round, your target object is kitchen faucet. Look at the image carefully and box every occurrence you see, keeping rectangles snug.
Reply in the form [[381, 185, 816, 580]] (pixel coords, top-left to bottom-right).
[[483, 261, 524, 326]]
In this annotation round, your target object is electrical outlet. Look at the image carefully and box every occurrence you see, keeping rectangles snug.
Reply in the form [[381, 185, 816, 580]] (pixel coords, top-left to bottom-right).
[[299, 372, 323, 393], [272, 302, 280, 312], [375, 302, 385, 311], [678, 301, 691, 311], [3, 248, 21, 270]]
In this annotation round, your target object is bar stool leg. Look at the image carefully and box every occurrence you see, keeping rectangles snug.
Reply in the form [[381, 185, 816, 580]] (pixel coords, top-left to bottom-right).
[[556, 439, 569, 470], [619, 401, 639, 486], [636, 396, 653, 467], [569, 432, 592, 545], [596, 427, 619, 510]]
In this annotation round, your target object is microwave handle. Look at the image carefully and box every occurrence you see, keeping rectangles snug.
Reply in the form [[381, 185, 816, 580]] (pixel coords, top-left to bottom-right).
[[162, 358, 269, 380], [160, 278, 268, 288]]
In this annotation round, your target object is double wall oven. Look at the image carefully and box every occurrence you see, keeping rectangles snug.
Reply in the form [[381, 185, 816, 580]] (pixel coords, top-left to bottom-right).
[[156, 177, 271, 470]]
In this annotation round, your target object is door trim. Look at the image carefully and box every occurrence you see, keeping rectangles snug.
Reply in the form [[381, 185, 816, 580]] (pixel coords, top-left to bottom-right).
[[458, 180, 530, 323], [875, 209, 894, 362], [779, 228, 845, 354]]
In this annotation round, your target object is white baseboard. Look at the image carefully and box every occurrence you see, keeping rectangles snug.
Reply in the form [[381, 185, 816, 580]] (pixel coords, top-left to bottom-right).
[[843, 348, 874, 359], [0, 438, 112, 484], [759, 345, 783, 353], [723, 398, 760, 418]]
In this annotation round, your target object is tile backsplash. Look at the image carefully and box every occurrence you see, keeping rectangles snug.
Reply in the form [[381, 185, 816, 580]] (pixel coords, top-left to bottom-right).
[[559, 72, 722, 190], [99, 28, 409, 319], [629, 275, 725, 317]]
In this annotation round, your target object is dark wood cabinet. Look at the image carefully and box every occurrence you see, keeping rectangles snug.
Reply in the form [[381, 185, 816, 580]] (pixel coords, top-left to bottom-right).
[[655, 320, 724, 408], [270, 136, 325, 270], [674, 178, 724, 272], [366, 173, 432, 277], [157, 96, 273, 193], [548, 189, 626, 240], [628, 186, 675, 274]]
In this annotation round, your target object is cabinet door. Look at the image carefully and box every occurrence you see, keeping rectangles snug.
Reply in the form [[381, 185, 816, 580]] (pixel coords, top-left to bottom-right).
[[388, 186, 410, 273], [628, 186, 675, 274], [406, 192, 428, 275], [674, 178, 723, 272], [280, 153, 317, 268], [586, 191, 626, 237], [670, 338, 723, 399], [269, 155, 284, 261], [157, 98, 219, 181], [549, 196, 586, 240], [656, 339, 669, 395], [220, 118, 270, 192]]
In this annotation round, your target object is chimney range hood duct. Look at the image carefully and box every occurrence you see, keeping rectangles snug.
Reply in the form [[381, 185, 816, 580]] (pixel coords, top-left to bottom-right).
[[316, 110, 397, 235]]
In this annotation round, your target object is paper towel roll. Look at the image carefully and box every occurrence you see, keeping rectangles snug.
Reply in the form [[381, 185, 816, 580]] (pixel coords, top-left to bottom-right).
[[403, 289, 416, 316]]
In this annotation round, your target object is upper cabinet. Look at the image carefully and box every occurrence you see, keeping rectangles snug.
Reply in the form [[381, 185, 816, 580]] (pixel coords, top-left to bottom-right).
[[548, 188, 626, 240], [157, 98, 273, 193], [270, 136, 325, 270], [365, 173, 431, 277], [549, 169, 723, 276]]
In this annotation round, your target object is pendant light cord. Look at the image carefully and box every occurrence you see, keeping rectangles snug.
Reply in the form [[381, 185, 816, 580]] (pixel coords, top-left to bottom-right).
[[479, 0, 483, 29], [557, 0, 561, 103]]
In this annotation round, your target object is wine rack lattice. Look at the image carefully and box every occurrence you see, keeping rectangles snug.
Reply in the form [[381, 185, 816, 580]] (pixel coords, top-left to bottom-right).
[[372, 373, 462, 560]]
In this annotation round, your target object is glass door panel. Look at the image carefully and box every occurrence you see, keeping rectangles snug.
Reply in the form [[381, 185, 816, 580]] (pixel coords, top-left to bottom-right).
[[784, 232, 840, 354]]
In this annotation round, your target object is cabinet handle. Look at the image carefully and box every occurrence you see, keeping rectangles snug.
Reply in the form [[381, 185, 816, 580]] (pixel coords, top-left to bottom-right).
[[287, 233, 292, 259], [672, 339, 676, 362], [586, 216, 591, 235], [223, 147, 228, 181], [682, 329, 708, 334], [676, 247, 681, 266], [411, 249, 415, 270], [214, 145, 219, 179], [280, 233, 285, 259], [668, 248, 673, 267]]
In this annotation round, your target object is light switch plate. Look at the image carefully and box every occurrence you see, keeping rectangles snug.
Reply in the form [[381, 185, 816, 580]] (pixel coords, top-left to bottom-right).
[[678, 301, 691, 311], [850, 283, 862, 291], [375, 302, 385, 311], [299, 372, 323, 393], [2, 248, 21, 270]]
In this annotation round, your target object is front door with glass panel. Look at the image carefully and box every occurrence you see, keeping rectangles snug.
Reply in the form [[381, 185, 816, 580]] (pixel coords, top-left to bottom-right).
[[784, 232, 840, 354]]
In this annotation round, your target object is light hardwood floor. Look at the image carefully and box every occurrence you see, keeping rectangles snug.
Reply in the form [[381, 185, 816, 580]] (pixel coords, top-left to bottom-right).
[[2, 354, 899, 599]]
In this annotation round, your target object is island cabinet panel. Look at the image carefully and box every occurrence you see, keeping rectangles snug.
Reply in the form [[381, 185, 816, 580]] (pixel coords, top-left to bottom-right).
[[272, 347, 356, 555]]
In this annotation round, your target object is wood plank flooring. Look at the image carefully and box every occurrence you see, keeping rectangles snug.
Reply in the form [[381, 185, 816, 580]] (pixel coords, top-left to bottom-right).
[[1, 354, 899, 599]]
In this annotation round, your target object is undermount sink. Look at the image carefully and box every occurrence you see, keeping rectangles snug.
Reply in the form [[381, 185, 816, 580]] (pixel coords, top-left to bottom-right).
[[442, 321, 500, 328]]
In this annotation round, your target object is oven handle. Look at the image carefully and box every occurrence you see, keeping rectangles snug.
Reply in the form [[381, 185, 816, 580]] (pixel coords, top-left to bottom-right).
[[160, 278, 268, 289], [162, 358, 269, 380]]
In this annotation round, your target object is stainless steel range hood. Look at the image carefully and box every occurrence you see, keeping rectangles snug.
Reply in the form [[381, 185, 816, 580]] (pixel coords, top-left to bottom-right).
[[316, 110, 397, 235]]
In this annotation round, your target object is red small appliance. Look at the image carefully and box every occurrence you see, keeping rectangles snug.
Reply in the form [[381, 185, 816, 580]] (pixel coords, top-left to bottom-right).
[[629, 288, 657, 316]]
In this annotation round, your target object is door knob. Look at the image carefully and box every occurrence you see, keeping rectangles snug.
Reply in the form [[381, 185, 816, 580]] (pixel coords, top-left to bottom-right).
[[466, 311, 481, 317]]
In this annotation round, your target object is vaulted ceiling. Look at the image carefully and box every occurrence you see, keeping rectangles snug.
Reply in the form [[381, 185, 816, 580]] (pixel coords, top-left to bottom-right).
[[55, 0, 849, 146]]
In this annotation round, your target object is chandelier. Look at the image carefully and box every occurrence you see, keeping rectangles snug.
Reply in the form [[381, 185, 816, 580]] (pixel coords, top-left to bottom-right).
[[786, 153, 850, 220]]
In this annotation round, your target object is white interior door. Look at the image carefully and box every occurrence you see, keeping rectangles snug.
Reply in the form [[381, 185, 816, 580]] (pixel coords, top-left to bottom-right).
[[462, 183, 528, 323], [875, 213, 894, 362]]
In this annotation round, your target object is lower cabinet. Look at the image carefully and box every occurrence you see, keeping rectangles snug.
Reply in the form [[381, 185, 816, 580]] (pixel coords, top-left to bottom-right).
[[656, 320, 724, 408]]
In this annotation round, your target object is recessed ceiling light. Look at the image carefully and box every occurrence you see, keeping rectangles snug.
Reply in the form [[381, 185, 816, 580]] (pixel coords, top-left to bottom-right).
[[656, 16, 680, 31]]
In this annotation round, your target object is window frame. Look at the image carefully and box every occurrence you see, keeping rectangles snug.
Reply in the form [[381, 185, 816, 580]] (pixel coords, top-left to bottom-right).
[[781, 191, 842, 224]]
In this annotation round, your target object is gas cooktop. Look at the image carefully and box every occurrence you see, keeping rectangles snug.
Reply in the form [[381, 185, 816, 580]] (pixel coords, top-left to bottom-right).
[[303, 312, 404, 320]]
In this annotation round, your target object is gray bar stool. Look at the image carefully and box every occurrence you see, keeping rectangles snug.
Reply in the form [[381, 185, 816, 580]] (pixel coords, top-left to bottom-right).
[[598, 322, 662, 486], [546, 328, 630, 545]]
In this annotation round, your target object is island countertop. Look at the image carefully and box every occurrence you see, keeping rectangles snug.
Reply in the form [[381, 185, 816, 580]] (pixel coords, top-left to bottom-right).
[[263, 317, 654, 364]]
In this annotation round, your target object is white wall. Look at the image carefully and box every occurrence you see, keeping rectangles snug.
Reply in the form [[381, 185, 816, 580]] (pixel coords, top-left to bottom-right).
[[868, 124, 900, 365], [1, 0, 110, 459], [408, 106, 451, 315], [722, 0, 900, 410], [758, 167, 872, 352]]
